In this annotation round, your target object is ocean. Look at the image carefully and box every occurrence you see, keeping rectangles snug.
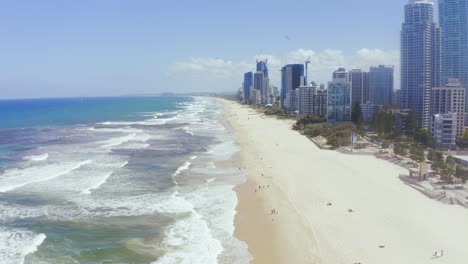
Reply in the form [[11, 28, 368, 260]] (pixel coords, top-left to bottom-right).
[[0, 96, 252, 264]]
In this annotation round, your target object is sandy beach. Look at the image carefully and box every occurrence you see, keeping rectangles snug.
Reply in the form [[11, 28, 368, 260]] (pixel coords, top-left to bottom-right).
[[223, 99, 468, 264]]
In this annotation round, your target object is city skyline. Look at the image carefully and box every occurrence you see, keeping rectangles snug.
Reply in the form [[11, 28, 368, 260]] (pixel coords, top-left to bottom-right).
[[0, 0, 408, 99]]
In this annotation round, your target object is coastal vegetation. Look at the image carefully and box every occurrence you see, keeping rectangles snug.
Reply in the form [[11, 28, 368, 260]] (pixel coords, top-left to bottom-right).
[[292, 115, 327, 130], [293, 119, 356, 148], [264, 105, 286, 116], [456, 133, 468, 149], [249, 103, 468, 184]]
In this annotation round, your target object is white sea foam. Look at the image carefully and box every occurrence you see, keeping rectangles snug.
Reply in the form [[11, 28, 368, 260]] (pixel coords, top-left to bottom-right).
[[97, 111, 180, 126], [81, 172, 113, 195], [0, 203, 43, 223], [172, 162, 191, 177], [23, 153, 49, 162], [117, 143, 150, 150], [0, 228, 46, 264], [0, 160, 92, 193], [81, 161, 128, 195], [98, 132, 151, 149], [91, 126, 143, 133], [152, 194, 223, 264], [0, 97, 252, 264], [99, 133, 138, 148], [182, 126, 194, 136], [206, 178, 216, 184]]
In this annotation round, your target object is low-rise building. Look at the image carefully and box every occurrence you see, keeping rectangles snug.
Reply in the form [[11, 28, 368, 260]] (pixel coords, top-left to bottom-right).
[[431, 112, 457, 149], [396, 109, 411, 135], [431, 78, 466, 136]]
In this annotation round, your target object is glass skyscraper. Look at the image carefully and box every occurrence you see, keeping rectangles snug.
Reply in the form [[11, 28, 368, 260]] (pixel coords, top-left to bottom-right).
[[349, 69, 370, 104], [280, 64, 304, 109], [439, 0, 468, 107], [256, 60, 269, 78], [243, 72, 253, 104], [253, 72, 264, 92], [370, 65, 394, 106], [400, 0, 441, 129]]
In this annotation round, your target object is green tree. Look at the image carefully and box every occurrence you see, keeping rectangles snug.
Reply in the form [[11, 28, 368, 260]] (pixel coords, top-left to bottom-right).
[[414, 129, 432, 148], [381, 140, 390, 149], [327, 134, 339, 148], [293, 115, 326, 130], [441, 156, 456, 183], [394, 143, 407, 156], [351, 102, 363, 125], [265, 106, 286, 116], [432, 152, 445, 173], [405, 109, 419, 137], [373, 110, 395, 135], [427, 149, 435, 161], [455, 166, 468, 186], [456, 133, 468, 149], [409, 146, 425, 163]]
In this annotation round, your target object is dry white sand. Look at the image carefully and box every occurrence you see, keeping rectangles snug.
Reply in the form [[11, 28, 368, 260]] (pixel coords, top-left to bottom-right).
[[223, 99, 468, 264]]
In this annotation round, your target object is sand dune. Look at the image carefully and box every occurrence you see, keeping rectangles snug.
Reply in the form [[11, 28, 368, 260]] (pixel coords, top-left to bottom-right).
[[223, 99, 468, 264]]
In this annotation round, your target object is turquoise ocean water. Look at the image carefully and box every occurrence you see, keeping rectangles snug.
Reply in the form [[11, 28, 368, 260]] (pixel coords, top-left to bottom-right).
[[0, 97, 251, 264]]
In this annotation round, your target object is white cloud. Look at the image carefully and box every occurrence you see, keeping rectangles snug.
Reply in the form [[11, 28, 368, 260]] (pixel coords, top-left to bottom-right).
[[170, 58, 251, 81], [168, 48, 400, 93]]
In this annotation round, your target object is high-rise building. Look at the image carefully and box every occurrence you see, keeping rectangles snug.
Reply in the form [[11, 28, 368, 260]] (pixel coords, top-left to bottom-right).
[[254, 72, 264, 91], [432, 24, 443, 89], [431, 112, 458, 149], [431, 78, 466, 136], [328, 69, 352, 123], [333, 68, 349, 80], [253, 72, 264, 105], [439, 0, 468, 107], [290, 90, 300, 112], [256, 60, 269, 78], [400, 0, 442, 129], [298, 83, 318, 116], [243, 72, 253, 104], [281, 64, 305, 109], [272, 86, 280, 99], [349, 69, 370, 104], [256, 59, 271, 104], [370, 65, 394, 106], [316, 88, 328, 117], [251, 89, 262, 105], [394, 89, 401, 107]]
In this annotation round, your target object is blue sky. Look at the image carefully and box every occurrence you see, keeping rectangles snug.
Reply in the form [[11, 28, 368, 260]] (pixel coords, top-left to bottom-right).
[[0, 0, 423, 99]]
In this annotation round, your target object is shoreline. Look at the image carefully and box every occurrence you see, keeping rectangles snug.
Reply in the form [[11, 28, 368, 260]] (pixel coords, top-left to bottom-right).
[[222, 98, 468, 264], [223, 100, 319, 264]]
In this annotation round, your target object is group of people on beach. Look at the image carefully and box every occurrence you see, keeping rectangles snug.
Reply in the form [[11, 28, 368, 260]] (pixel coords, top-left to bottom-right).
[[433, 250, 445, 258], [255, 184, 269, 192], [326, 202, 354, 213]]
